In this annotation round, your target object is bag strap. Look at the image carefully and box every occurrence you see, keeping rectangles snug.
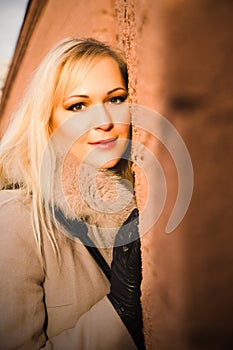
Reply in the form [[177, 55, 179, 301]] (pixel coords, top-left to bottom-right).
[[54, 208, 111, 282]]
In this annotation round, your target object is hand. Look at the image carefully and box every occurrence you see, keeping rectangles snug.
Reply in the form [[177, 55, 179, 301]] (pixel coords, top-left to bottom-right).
[[108, 209, 145, 350]]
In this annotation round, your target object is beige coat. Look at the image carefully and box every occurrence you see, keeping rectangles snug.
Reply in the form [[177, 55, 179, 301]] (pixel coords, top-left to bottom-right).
[[0, 162, 137, 350]]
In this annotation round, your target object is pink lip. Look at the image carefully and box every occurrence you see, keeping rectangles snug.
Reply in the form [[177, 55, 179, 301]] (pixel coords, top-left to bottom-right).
[[89, 138, 117, 149]]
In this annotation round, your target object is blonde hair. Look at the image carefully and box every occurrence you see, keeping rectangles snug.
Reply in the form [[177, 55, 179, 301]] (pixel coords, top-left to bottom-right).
[[0, 38, 131, 259]]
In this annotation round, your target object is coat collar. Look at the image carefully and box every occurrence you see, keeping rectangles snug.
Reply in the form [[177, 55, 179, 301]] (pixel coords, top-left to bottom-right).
[[53, 154, 136, 233]]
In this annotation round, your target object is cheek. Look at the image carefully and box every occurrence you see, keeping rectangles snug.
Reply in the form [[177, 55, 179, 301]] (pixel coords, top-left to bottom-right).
[[107, 103, 131, 128], [68, 135, 89, 161], [118, 123, 130, 138], [113, 109, 131, 138], [50, 109, 65, 131]]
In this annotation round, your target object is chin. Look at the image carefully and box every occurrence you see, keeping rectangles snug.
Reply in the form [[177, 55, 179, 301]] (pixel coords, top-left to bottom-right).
[[100, 160, 120, 169], [91, 158, 120, 169]]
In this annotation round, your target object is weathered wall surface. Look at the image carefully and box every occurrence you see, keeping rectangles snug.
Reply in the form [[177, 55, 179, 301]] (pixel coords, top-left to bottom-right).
[[134, 1, 233, 349], [1, 1, 233, 349]]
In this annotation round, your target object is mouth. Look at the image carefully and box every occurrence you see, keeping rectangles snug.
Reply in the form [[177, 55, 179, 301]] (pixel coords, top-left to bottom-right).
[[89, 138, 117, 149]]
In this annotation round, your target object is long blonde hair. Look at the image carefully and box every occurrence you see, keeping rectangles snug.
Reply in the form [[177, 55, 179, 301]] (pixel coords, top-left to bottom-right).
[[0, 38, 131, 258]]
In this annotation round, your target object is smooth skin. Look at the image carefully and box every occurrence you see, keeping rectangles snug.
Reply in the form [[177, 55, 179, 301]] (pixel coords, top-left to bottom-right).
[[51, 57, 130, 169]]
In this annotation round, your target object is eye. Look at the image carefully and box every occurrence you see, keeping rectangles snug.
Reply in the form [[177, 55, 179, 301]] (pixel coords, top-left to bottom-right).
[[107, 95, 128, 105], [67, 102, 87, 112]]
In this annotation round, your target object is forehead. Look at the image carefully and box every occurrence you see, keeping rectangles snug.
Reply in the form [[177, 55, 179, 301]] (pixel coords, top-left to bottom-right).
[[61, 56, 123, 96]]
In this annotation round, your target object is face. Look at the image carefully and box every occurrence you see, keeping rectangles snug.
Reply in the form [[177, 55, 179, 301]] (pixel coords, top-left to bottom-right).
[[51, 56, 130, 169]]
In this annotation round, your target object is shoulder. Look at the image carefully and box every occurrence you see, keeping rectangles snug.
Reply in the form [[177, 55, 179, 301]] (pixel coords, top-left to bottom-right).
[[0, 188, 31, 210], [0, 189, 32, 230], [0, 189, 36, 251], [0, 189, 44, 279]]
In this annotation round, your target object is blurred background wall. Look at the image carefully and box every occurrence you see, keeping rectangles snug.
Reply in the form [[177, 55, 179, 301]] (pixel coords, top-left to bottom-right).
[[0, 0, 233, 349]]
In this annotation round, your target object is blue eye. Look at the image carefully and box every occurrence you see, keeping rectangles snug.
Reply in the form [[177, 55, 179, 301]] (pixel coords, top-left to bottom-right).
[[68, 103, 86, 111]]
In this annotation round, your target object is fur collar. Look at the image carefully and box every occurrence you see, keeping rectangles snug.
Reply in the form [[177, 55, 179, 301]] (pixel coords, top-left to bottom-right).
[[52, 154, 136, 249]]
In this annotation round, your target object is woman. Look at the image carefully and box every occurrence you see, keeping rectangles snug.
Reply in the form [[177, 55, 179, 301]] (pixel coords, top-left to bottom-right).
[[0, 38, 145, 349]]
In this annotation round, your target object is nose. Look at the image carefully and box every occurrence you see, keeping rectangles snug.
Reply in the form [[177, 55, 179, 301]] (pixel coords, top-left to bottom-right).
[[94, 104, 114, 131]]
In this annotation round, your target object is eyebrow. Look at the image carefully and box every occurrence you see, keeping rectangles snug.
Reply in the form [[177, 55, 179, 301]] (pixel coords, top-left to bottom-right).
[[107, 87, 127, 95], [64, 87, 127, 102]]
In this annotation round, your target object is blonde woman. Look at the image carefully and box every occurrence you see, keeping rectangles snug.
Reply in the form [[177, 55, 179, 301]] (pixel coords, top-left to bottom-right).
[[0, 38, 145, 349]]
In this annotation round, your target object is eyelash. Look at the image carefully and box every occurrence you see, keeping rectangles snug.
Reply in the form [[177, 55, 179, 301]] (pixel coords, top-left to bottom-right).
[[67, 102, 86, 112], [67, 94, 128, 112], [107, 95, 128, 105]]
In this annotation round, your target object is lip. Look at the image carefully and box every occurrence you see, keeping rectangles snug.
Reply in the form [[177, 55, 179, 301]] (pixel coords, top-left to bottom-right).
[[89, 138, 117, 149]]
